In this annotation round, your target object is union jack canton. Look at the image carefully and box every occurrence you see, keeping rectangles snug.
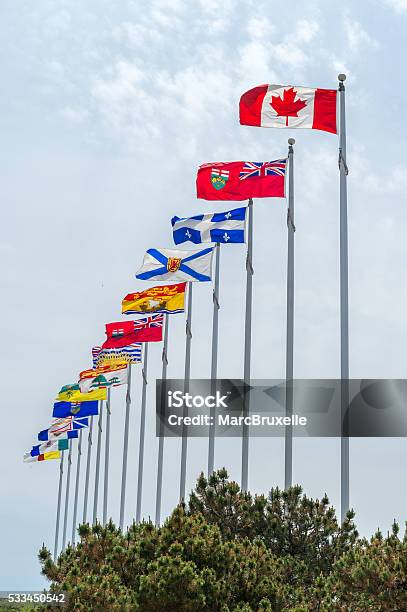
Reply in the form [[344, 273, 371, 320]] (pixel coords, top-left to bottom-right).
[[239, 159, 287, 180]]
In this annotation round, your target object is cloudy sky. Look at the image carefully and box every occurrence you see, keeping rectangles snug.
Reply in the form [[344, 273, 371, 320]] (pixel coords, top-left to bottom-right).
[[2, 0, 407, 590]]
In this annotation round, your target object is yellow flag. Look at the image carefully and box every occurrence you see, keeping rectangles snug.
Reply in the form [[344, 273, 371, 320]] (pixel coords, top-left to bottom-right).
[[42, 451, 61, 461], [122, 282, 186, 315], [57, 386, 107, 403]]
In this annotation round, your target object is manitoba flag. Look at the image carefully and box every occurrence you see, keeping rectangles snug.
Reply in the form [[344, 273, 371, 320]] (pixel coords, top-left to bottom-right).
[[239, 84, 337, 134]]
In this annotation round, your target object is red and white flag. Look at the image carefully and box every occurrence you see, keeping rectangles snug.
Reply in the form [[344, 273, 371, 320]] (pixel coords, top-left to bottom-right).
[[239, 84, 337, 134]]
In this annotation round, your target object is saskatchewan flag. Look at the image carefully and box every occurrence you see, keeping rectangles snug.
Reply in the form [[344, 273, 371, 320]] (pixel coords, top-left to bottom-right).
[[56, 384, 106, 403]]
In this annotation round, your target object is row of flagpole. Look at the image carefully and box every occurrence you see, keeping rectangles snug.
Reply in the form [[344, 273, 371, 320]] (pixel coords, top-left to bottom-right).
[[50, 74, 349, 558]]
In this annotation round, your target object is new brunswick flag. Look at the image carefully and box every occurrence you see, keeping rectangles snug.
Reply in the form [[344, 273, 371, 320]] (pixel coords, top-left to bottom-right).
[[122, 282, 186, 315]]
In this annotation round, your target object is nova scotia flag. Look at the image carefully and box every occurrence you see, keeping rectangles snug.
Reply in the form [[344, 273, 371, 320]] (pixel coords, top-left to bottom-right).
[[136, 247, 214, 282], [171, 207, 246, 245]]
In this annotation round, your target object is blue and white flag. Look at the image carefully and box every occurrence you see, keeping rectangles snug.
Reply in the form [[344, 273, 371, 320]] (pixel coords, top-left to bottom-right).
[[29, 438, 69, 458], [38, 417, 88, 441], [171, 207, 247, 245], [37, 428, 79, 442], [136, 247, 214, 282]]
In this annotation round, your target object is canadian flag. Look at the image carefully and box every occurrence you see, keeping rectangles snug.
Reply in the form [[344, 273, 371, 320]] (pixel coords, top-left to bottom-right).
[[239, 84, 337, 134]]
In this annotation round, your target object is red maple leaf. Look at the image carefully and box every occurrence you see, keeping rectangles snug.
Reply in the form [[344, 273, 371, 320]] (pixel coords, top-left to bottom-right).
[[269, 87, 307, 126]]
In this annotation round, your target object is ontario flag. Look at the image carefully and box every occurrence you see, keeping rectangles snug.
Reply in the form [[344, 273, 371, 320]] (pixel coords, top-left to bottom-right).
[[239, 84, 337, 134], [102, 314, 164, 349], [197, 159, 286, 201]]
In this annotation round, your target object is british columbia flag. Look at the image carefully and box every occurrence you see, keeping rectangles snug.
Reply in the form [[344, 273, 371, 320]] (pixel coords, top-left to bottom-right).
[[239, 159, 287, 180], [92, 343, 142, 367]]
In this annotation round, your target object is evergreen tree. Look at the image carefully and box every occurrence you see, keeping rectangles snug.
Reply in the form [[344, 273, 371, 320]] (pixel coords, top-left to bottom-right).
[[38, 470, 407, 611]]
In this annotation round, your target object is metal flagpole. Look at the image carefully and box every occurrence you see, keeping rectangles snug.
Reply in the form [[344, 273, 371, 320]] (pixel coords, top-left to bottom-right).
[[119, 365, 132, 530], [71, 429, 83, 544], [136, 344, 149, 522], [62, 440, 72, 550], [208, 243, 220, 477], [155, 313, 169, 526], [103, 388, 111, 525], [92, 400, 103, 525], [338, 73, 350, 522], [285, 138, 296, 489], [82, 415, 93, 524], [53, 451, 64, 561], [241, 199, 253, 491], [179, 282, 193, 501]]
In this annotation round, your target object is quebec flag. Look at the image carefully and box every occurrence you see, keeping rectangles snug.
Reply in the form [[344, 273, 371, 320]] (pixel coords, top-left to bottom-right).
[[171, 207, 246, 245]]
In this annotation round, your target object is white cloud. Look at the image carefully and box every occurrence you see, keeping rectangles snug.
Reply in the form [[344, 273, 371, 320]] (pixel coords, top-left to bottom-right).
[[92, 61, 161, 139], [246, 17, 275, 39], [238, 40, 279, 84], [60, 106, 90, 124], [364, 165, 407, 193], [149, 0, 187, 29], [198, 0, 232, 16], [331, 56, 352, 81], [112, 22, 164, 48], [295, 19, 320, 43], [386, 0, 407, 12], [344, 15, 378, 52], [270, 41, 309, 68], [351, 146, 407, 195], [45, 9, 71, 33]]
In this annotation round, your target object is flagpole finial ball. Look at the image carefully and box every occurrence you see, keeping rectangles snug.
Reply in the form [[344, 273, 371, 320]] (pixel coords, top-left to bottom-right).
[[338, 73, 346, 82], [288, 138, 295, 145]]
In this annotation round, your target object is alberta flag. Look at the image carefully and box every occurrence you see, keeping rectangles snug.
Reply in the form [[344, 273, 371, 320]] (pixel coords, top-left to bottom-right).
[[172, 207, 246, 245], [52, 400, 99, 419], [136, 247, 214, 282]]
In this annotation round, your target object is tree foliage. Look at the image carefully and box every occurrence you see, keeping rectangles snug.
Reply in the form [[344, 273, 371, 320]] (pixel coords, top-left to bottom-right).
[[39, 469, 407, 611]]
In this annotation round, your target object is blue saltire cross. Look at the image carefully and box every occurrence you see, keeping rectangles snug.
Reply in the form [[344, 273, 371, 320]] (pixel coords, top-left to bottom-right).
[[136, 248, 212, 282]]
